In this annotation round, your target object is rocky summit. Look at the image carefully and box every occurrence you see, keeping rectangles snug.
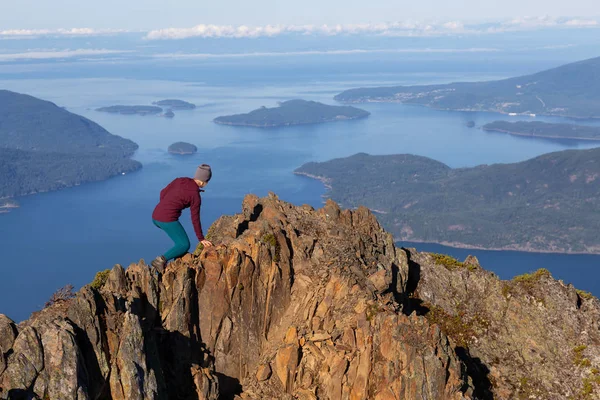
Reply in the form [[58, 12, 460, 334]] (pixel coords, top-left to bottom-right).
[[1, 194, 599, 399]]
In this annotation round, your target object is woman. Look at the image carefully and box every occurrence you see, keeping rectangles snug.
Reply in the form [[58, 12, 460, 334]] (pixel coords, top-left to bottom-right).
[[150, 164, 213, 272]]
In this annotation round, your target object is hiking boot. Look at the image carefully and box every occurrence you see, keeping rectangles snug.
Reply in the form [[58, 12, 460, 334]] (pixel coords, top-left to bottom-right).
[[151, 255, 167, 274]]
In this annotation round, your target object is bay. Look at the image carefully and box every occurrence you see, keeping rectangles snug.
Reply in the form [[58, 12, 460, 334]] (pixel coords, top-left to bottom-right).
[[1, 59, 599, 321]]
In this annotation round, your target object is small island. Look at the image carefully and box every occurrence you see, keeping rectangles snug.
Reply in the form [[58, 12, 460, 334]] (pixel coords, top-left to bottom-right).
[[482, 121, 600, 141], [213, 99, 370, 128], [168, 142, 197, 155], [164, 110, 175, 118], [153, 99, 196, 110], [96, 105, 163, 116]]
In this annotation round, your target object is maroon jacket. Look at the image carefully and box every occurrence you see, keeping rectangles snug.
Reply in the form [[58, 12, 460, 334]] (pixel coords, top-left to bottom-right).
[[152, 177, 205, 241]]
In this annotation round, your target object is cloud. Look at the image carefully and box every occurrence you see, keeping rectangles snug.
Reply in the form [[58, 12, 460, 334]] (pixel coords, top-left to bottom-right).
[[0, 28, 130, 39], [0, 49, 133, 61], [152, 47, 501, 60], [2, 17, 597, 41], [145, 17, 599, 40], [486, 16, 599, 32]]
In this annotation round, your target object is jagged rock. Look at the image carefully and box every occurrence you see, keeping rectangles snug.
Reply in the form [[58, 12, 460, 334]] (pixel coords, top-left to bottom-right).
[[405, 250, 600, 399], [0, 315, 17, 377], [33, 319, 89, 399], [191, 364, 219, 399], [274, 342, 300, 392], [3, 194, 597, 399], [256, 364, 271, 381], [0, 326, 44, 394], [0, 315, 17, 354]]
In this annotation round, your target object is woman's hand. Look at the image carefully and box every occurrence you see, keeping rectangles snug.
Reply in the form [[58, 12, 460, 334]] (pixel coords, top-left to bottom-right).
[[201, 239, 213, 248]]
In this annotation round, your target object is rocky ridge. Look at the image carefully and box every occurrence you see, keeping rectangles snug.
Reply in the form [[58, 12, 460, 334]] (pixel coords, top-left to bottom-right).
[[1, 194, 599, 399]]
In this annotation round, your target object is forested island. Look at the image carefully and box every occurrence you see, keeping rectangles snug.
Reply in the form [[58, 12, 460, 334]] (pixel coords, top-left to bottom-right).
[[482, 121, 600, 141], [153, 99, 196, 110], [214, 99, 370, 128], [295, 149, 600, 254], [335, 56, 600, 118], [0, 90, 141, 206], [96, 105, 163, 115], [168, 142, 197, 155]]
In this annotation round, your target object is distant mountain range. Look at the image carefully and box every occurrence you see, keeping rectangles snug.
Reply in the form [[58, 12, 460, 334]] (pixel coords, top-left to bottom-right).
[[214, 99, 370, 128], [296, 149, 600, 254], [335, 56, 600, 118], [0, 90, 141, 201]]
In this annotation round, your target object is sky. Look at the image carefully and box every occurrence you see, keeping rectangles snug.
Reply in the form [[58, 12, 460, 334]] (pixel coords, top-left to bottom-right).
[[1, 0, 599, 30]]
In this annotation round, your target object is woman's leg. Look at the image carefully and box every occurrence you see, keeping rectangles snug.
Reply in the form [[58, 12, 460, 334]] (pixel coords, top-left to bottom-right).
[[153, 219, 191, 260]]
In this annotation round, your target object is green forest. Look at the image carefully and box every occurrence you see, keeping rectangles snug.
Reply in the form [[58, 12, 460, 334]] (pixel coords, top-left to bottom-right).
[[0, 90, 141, 198], [296, 149, 600, 253], [335, 56, 600, 118]]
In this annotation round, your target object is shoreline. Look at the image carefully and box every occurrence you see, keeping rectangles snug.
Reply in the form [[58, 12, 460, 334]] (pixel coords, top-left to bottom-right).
[[213, 114, 369, 128], [0, 164, 142, 212], [293, 171, 333, 189], [297, 170, 600, 256], [481, 127, 600, 142], [398, 238, 600, 256], [334, 98, 600, 120]]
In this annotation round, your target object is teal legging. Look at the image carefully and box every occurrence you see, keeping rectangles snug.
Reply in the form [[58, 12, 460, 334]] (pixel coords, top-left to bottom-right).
[[152, 219, 191, 260]]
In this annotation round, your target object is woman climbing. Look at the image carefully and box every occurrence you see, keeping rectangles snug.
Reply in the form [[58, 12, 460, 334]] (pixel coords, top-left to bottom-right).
[[150, 164, 213, 272]]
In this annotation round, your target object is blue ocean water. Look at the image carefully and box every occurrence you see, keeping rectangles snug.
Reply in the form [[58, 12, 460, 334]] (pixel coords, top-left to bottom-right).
[[1, 58, 599, 322]]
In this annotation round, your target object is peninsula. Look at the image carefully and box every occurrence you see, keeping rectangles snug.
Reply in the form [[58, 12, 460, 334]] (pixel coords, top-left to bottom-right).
[[96, 105, 163, 115], [296, 149, 600, 254], [482, 121, 600, 141], [335, 56, 600, 119], [0, 90, 141, 205], [214, 99, 370, 128]]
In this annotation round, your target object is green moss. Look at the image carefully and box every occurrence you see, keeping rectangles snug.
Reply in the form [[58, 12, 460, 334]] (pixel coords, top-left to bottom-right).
[[501, 282, 512, 299], [580, 359, 592, 367], [512, 269, 552, 300], [366, 303, 382, 322], [424, 304, 489, 348], [582, 380, 594, 396], [431, 253, 477, 272], [261, 233, 281, 262], [577, 372, 600, 399], [516, 377, 548, 400], [576, 289, 595, 301], [513, 268, 551, 284], [91, 269, 110, 290], [205, 223, 217, 241], [574, 345, 589, 367], [194, 242, 204, 256]]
